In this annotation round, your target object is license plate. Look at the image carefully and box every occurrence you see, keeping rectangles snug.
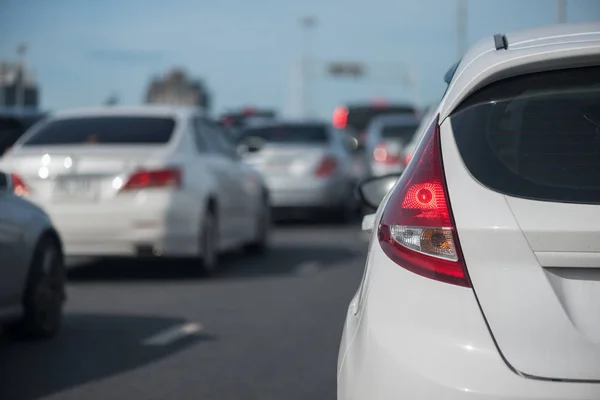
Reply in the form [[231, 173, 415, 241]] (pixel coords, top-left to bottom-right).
[[53, 178, 97, 200]]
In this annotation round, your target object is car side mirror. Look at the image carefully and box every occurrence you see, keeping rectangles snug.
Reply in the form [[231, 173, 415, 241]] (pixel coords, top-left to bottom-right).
[[0, 171, 13, 194], [356, 173, 402, 210]]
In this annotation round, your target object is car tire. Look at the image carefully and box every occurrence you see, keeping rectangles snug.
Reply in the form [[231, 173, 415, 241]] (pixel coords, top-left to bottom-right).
[[10, 235, 66, 340], [245, 198, 270, 255], [199, 209, 219, 276]]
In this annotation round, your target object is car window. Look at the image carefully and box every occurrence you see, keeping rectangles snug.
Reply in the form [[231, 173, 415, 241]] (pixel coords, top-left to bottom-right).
[[20, 116, 176, 146], [192, 117, 210, 153], [239, 124, 330, 144], [450, 65, 600, 204], [0, 117, 25, 154], [380, 123, 419, 143], [200, 118, 238, 159]]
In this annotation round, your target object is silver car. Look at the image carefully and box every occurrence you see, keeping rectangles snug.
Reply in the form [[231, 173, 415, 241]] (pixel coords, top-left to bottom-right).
[[237, 121, 357, 222], [0, 170, 66, 339], [364, 113, 421, 177]]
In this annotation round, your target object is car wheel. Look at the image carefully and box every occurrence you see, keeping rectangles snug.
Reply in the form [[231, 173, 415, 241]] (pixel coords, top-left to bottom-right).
[[245, 199, 270, 255], [199, 210, 219, 275], [11, 235, 66, 340]]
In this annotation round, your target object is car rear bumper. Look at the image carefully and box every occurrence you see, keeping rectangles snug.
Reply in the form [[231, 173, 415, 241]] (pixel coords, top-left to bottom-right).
[[41, 191, 201, 258], [337, 241, 600, 400], [370, 163, 404, 177]]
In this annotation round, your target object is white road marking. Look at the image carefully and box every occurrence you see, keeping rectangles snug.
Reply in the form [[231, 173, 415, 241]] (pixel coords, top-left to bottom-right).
[[295, 260, 321, 275], [142, 322, 204, 346]]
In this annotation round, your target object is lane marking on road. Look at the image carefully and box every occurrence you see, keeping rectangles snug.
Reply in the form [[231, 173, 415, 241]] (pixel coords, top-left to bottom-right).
[[295, 260, 321, 276], [142, 322, 204, 346]]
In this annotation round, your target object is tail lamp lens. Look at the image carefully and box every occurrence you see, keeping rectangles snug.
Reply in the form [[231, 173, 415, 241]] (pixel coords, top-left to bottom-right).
[[121, 168, 182, 191], [315, 156, 338, 177], [11, 173, 30, 196], [376, 115, 470, 287]]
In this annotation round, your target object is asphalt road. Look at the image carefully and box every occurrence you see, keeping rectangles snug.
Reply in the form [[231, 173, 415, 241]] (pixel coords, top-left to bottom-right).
[[0, 220, 369, 400]]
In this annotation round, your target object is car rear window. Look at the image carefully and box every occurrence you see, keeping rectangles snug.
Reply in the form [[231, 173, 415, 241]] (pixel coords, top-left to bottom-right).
[[21, 116, 176, 146], [381, 123, 419, 142], [450, 65, 600, 204], [239, 124, 329, 144]]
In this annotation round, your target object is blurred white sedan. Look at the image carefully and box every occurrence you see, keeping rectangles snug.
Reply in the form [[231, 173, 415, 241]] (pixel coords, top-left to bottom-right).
[[0, 106, 271, 274], [0, 170, 65, 339]]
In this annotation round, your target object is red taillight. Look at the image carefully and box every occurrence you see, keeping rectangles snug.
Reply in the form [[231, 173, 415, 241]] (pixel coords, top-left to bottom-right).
[[376, 115, 470, 287], [11, 173, 30, 196], [332, 106, 349, 129], [373, 143, 404, 166], [120, 168, 182, 191], [405, 153, 412, 165], [315, 155, 338, 177]]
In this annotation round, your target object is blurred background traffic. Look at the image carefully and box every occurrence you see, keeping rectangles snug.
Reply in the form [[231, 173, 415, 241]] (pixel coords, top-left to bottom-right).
[[0, 1, 599, 400]]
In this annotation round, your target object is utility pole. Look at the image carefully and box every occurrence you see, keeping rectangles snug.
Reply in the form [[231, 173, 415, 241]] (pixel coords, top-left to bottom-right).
[[457, 0, 468, 60], [15, 43, 27, 110], [557, 0, 566, 23], [300, 15, 317, 119]]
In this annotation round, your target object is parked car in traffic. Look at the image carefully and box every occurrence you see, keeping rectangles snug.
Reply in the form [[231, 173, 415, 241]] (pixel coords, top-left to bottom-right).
[[363, 113, 421, 177], [338, 22, 600, 400], [0, 170, 65, 339], [0, 106, 271, 275], [237, 120, 357, 222]]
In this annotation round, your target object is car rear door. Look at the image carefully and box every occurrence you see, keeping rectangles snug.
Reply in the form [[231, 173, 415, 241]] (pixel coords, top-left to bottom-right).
[[441, 65, 600, 381]]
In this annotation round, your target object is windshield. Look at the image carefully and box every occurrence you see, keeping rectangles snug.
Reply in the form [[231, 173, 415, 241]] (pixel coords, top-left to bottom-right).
[[380, 123, 419, 142], [21, 116, 176, 146], [239, 124, 329, 144]]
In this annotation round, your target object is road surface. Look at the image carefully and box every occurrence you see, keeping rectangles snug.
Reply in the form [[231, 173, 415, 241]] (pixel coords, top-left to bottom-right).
[[0, 220, 369, 400]]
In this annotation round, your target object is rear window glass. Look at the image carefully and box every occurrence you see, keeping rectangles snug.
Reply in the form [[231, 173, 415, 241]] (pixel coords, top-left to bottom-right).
[[21, 116, 176, 146], [381, 123, 419, 142], [450, 66, 600, 204], [239, 124, 329, 144]]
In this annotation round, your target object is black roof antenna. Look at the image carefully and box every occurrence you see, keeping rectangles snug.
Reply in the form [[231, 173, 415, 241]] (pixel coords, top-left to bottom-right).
[[493, 34, 508, 50]]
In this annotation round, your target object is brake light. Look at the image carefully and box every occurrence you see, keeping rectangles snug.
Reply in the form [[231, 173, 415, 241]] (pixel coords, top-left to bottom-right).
[[373, 143, 403, 165], [332, 106, 349, 129], [405, 153, 412, 164], [315, 155, 338, 177], [11, 173, 30, 196], [120, 168, 182, 191], [376, 115, 470, 287]]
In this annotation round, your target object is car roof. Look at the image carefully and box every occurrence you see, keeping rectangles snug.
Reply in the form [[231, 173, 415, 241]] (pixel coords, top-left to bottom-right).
[[50, 105, 206, 120], [439, 22, 600, 121]]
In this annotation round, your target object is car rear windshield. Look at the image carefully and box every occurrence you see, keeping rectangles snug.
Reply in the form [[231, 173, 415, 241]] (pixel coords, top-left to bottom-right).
[[239, 124, 329, 144], [21, 116, 176, 146], [381, 123, 419, 142], [450, 65, 600, 204], [346, 106, 416, 135]]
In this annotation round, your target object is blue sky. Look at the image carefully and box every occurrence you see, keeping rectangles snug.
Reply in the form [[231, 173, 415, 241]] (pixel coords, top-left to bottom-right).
[[0, 0, 598, 118]]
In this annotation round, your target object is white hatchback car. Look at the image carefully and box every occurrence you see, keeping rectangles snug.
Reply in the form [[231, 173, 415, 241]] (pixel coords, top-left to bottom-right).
[[0, 106, 271, 274], [338, 22, 600, 399]]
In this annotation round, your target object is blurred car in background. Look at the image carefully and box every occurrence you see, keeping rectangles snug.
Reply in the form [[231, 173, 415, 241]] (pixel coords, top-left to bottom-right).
[[218, 107, 277, 142], [403, 106, 437, 165], [0, 170, 65, 340], [363, 113, 421, 177], [0, 108, 47, 156], [0, 106, 271, 275], [237, 120, 357, 222]]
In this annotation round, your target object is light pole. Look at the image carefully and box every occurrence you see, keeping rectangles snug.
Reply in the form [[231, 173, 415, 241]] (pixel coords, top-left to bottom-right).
[[300, 15, 317, 119], [557, 0, 566, 23], [16, 43, 27, 110], [456, 0, 468, 60]]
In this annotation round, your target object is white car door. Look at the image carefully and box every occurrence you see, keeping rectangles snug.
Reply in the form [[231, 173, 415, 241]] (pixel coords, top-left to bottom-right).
[[0, 174, 28, 307], [194, 118, 246, 246]]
